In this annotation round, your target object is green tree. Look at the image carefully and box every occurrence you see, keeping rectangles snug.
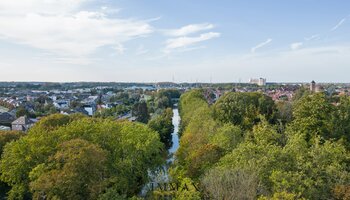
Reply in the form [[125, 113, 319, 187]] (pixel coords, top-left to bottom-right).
[[16, 106, 29, 118], [148, 108, 174, 149], [289, 93, 334, 142], [132, 101, 150, 123], [275, 101, 293, 124], [0, 131, 24, 199], [0, 131, 24, 158], [213, 92, 276, 129], [201, 168, 258, 200], [178, 89, 208, 135], [29, 139, 108, 200], [331, 95, 350, 146], [292, 87, 310, 102], [209, 123, 243, 153], [0, 116, 164, 199]]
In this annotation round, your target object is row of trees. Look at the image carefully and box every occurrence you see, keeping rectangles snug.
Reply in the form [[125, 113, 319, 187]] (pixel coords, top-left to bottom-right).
[[0, 114, 164, 199], [171, 89, 350, 199]]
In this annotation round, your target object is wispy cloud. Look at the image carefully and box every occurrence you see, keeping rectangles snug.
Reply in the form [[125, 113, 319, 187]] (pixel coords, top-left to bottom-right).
[[135, 45, 149, 55], [165, 32, 220, 51], [0, 0, 154, 61], [113, 44, 126, 55], [290, 42, 303, 50], [330, 18, 346, 31], [251, 38, 272, 53], [164, 23, 214, 37], [304, 34, 320, 41], [0, 0, 86, 15]]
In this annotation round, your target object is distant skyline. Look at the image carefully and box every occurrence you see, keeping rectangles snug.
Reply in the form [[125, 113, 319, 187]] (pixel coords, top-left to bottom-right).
[[0, 0, 350, 83]]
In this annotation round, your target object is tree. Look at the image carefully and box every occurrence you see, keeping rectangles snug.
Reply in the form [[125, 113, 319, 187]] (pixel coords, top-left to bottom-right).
[[178, 89, 208, 135], [213, 92, 276, 129], [176, 105, 220, 178], [0, 131, 24, 158], [275, 101, 293, 124], [94, 105, 129, 119], [16, 106, 29, 118], [132, 101, 150, 123], [292, 87, 310, 102], [201, 168, 258, 200], [155, 89, 181, 109], [289, 93, 334, 142], [0, 116, 164, 199], [209, 123, 243, 153], [248, 117, 282, 146], [29, 139, 108, 200], [0, 131, 24, 199], [333, 185, 350, 200], [148, 108, 174, 149], [331, 95, 350, 147], [29, 113, 73, 132]]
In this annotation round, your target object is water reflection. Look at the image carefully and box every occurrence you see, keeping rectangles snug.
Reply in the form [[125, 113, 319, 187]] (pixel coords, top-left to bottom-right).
[[141, 108, 180, 196]]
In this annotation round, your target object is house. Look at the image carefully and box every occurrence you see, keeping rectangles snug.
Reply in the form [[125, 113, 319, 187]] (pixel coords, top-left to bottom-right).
[[53, 100, 70, 109], [60, 108, 89, 116], [11, 116, 35, 131], [0, 112, 15, 126], [0, 126, 11, 131], [82, 104, 96, 116]]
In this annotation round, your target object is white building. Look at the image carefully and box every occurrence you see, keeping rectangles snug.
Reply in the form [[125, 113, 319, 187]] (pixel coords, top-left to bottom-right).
[[249, 78, 266, 86]]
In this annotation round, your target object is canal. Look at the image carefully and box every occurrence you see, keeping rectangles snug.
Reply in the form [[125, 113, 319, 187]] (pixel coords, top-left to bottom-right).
[[168, 108, 180, 160], [141, 108, 180, 195]]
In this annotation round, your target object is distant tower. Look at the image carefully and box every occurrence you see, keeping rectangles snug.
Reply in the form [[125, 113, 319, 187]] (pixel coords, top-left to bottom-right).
[[310, 80, 316, 92]]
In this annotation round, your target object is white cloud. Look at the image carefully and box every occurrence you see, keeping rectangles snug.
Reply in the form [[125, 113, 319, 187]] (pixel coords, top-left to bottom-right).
[[169, 45, 350, 83], [0, 0, 86, 15], [165, 32, 220, 50], [164, 23, 214, 36], [290, 42, 303, 50], [113, 44, 126, 55], [251, 38, 272, 53], [304, 34, 320, 41], [135, 45, 149, 55], [0, 0, 154, 60], [330, 18, 346, 31]]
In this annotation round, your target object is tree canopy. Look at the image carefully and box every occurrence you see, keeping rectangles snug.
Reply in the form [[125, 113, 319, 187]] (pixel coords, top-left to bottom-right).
[[0, 114, 164, 199], [172, 89, 350, 199]]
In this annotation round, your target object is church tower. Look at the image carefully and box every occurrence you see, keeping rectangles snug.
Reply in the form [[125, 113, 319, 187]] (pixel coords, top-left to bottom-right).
[[310, 80, 316, 92]]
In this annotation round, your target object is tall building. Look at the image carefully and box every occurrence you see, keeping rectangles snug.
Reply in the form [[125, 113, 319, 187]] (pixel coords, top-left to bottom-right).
[[249, 78, 266, 86], [310, 80, 316, 92]]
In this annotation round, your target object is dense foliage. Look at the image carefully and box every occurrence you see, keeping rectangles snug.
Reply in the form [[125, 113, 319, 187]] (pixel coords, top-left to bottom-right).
[[0, 130, 25, 199], [0, 114, 164, 199], [148, 108, 174, 149], [132, 102, 150, 123], [173, 89, 350, 199]]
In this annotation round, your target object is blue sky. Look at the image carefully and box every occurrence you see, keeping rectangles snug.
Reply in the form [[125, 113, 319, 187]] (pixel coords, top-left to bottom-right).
[[0, 0, 349, 82]]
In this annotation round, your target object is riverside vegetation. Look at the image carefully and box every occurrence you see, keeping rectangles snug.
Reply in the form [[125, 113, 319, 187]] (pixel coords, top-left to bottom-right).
[[168, 89, 350, 199], [0, 88, 350, 199]]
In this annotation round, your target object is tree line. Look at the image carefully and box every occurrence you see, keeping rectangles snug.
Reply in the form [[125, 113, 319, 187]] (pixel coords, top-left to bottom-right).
[[169, 89, 350, 199]]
